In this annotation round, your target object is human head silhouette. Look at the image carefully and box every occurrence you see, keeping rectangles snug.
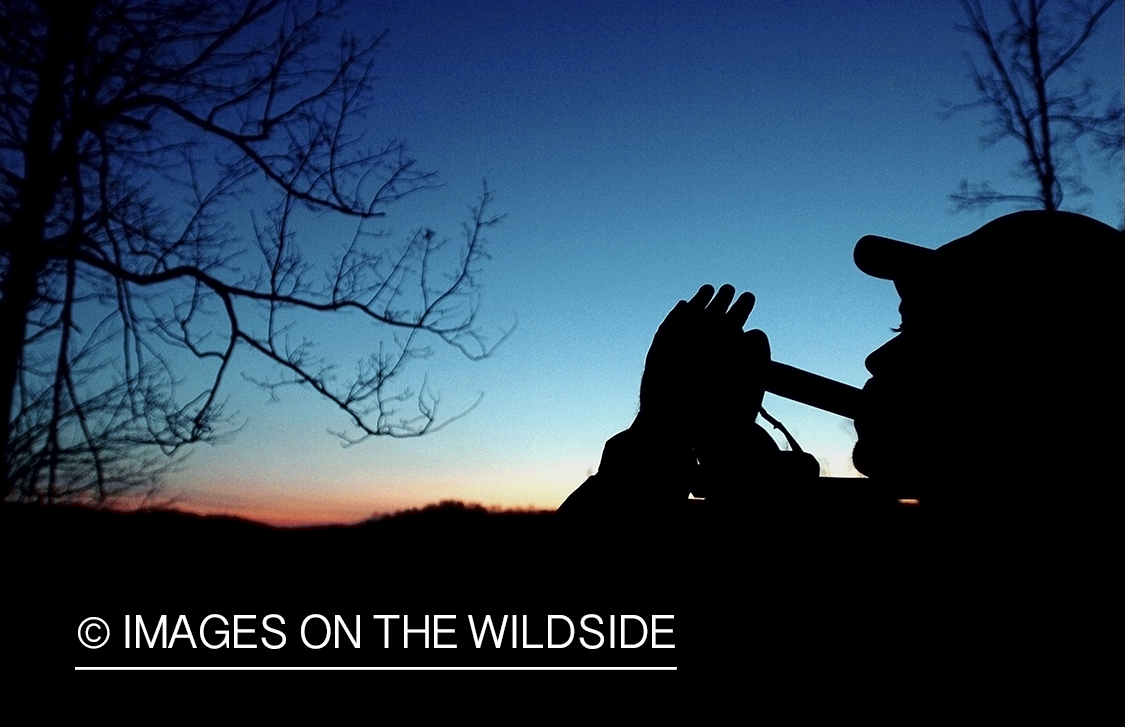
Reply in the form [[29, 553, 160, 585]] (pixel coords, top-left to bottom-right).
[[850, 211, 1121, 486]]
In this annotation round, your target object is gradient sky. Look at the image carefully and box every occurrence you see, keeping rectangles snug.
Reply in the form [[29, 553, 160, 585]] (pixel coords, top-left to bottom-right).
[[169, 0, 1123, 525]]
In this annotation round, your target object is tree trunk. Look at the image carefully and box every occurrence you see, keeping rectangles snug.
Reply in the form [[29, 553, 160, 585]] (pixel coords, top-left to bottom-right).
[[1, 8, 72, 500], [0, 243, 44, 500]]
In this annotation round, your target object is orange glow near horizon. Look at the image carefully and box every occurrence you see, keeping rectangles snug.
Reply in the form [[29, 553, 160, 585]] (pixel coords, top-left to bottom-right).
[[172, 485, 561, 528]]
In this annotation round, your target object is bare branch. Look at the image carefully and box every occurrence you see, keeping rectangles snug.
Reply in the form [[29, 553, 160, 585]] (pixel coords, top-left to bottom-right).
[[0, 1, 507, 503], [948, 0, 1123, 212]]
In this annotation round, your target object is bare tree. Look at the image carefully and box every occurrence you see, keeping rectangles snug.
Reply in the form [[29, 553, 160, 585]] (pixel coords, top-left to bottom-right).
[[0, 0, 508, 504], [948, 0, 1123, 212]]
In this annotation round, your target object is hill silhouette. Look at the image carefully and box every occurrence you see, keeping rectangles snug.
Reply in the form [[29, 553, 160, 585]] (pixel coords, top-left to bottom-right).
[[12, 500, 676, 667], [21, 491, 1110, 681]]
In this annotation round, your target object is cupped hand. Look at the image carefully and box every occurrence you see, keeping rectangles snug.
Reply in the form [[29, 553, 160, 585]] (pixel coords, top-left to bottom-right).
[[637, 284, 770, 441]]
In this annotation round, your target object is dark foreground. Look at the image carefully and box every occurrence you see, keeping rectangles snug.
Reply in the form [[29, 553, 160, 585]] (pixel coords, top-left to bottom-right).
[[12, 501, 684, 668], [7, 493, 1115, 693]]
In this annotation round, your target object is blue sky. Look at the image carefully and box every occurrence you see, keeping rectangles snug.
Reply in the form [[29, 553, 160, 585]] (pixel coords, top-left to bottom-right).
[[173, 0, 1123, 524]]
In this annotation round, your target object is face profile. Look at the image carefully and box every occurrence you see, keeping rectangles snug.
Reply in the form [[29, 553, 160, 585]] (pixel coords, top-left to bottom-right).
[[851, 211, 1121, 485]]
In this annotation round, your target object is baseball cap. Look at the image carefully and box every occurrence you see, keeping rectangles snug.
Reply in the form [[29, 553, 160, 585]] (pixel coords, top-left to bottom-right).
[[853, 211, 1120, 301]]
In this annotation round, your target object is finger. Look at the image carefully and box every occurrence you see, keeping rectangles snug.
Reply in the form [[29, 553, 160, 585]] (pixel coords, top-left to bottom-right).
[[727, 291, 755, 329], [705, 284, 736, 316], [654, 299, 685, 330], [685, 284, 714, 310]]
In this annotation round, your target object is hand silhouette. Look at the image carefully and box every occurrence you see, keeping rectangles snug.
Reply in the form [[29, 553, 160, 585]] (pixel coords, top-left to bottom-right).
[[638, 284, 769, 441], [637, 284, 819, 500], [560, 283, 816, 516]]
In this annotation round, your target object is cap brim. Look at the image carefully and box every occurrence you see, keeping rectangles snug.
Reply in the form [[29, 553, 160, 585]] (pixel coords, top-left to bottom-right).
[[853, 235, 935, 281]]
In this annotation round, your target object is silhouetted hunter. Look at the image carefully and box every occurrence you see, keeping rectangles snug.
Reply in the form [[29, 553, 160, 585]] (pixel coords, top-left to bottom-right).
[[560, 211, 1121, 514]]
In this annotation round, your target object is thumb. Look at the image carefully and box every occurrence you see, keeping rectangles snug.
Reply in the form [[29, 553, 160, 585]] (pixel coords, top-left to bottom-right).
[[743, 328, 770, 362]]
